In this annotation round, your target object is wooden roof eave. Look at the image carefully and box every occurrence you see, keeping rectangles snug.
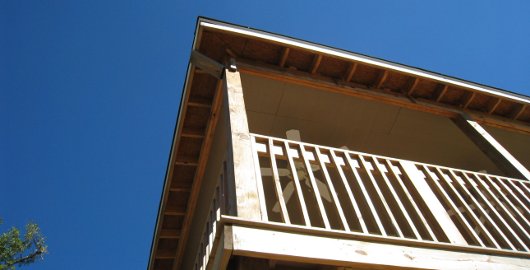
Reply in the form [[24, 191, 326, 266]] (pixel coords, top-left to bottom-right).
[[148, 65, 193, 270], [198, 18, 530, 106], [148, 18, 209, 270], [149, 17, 530, 270]]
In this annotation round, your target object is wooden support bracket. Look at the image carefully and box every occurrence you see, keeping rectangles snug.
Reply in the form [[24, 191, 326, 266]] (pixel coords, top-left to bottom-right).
[[407, 77, 419, 96], [279, 47, 290, 68], [311, 54, 322, 74], [463, 92, 476, 109], [344, 62, 357, 82], [190, 50, 225, 79], [489, 98, 502, 114], [453, 114, 530, 180], [373, 70, 388, 89], [513, 104, 526, 120], [435, 85, 449, 102]]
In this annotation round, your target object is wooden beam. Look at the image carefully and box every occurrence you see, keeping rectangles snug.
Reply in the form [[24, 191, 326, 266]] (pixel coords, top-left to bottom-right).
[[181, 127, 206, 138], [237, 59, 455, 118], [279, 47, 290, 68], [169, 187, 191, 192], [513, 104, 526, 120], [190, 50, 225, 79], [344, 62, 358, 82], [489, 98, 502, 114], [174, 161, 198, 166], [453, 114, 530, 180], [373, 70, 388, 89], [435, 84, 449, 102], [156, 249, 177, 259], [310, 54, 322, 74], [160, 229, 181, 239], [173, 79, 225, 270], [407, 77, 419, 96], [195, 69, 211, 75], [181, 132, 205, 139], [188, 101, 212, 109], [225, 48, 237, 58], [463, 91, 476, 109], [223, 215, 530, 259], [470, 112, 530, 136], [229, 225, 530, 270], [236, 60, 530, 135], [165, 210, 185, 216], [223, 68, 263, 219], [399, 161, 467, 245]]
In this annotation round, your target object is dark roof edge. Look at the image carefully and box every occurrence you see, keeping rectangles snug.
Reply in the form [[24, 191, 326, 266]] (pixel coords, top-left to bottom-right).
[[197, 16, 530, 104], [147, 17, 204, 270]]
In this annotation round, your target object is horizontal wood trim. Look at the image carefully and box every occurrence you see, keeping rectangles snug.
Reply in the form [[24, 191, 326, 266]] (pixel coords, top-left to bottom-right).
[[169, 187, 191, 192], [156, 249, 177, 259], [174, 161, 198, 166], [165, 210, 186, 216], [221, 216, 530, 259], [160, 229, 181, 239], [237, 59, 457, 118], [181, 132, 205, 139], [228, 224, 530, 270], [190, 50, 225, 79], [188, 101, 212, 109]]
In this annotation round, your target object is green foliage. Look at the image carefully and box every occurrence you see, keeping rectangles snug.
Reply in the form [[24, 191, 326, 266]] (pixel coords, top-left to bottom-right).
[[0, 220, 47, 270]]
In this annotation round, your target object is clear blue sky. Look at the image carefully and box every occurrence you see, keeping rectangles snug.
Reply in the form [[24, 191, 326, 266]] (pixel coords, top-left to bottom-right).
[[1, 1, 529, 269]]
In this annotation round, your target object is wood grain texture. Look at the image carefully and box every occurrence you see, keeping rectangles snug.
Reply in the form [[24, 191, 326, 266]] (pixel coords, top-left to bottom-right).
[[229, 225, 530, 270], [453, 114, 530, 180], [224, 69, 263, 220], [190, 50, 225, 79]]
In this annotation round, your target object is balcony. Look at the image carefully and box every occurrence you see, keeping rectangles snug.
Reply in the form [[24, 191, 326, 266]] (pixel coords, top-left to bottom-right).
[[153, 29, 530, 268], [251, 133, 530, 251], [192, 133, 530, 270]]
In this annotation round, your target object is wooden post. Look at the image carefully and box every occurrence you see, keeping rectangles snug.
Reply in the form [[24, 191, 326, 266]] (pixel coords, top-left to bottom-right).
[[190, 50, 225, 79], [223, 67, 263, 220], [400, 161, 468, 245], [453, 114, 530, 180]]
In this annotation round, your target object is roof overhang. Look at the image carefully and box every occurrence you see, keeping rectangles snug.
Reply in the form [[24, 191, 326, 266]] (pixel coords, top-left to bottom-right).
[[149, 17, 530, 270]]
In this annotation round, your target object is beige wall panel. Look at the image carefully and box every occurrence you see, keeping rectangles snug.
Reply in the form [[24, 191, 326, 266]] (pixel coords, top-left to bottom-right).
[[487, 126, 530, 170], [241, 73, 504, 175]]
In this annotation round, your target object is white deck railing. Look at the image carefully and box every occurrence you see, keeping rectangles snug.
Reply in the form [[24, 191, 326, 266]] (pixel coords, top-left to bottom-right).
[[193, 185, 222, 270], [250, 133, 530, 254]]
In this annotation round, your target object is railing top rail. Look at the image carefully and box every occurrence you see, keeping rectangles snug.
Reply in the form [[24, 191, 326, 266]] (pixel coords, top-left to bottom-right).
[[250, 133, 529, 184]]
